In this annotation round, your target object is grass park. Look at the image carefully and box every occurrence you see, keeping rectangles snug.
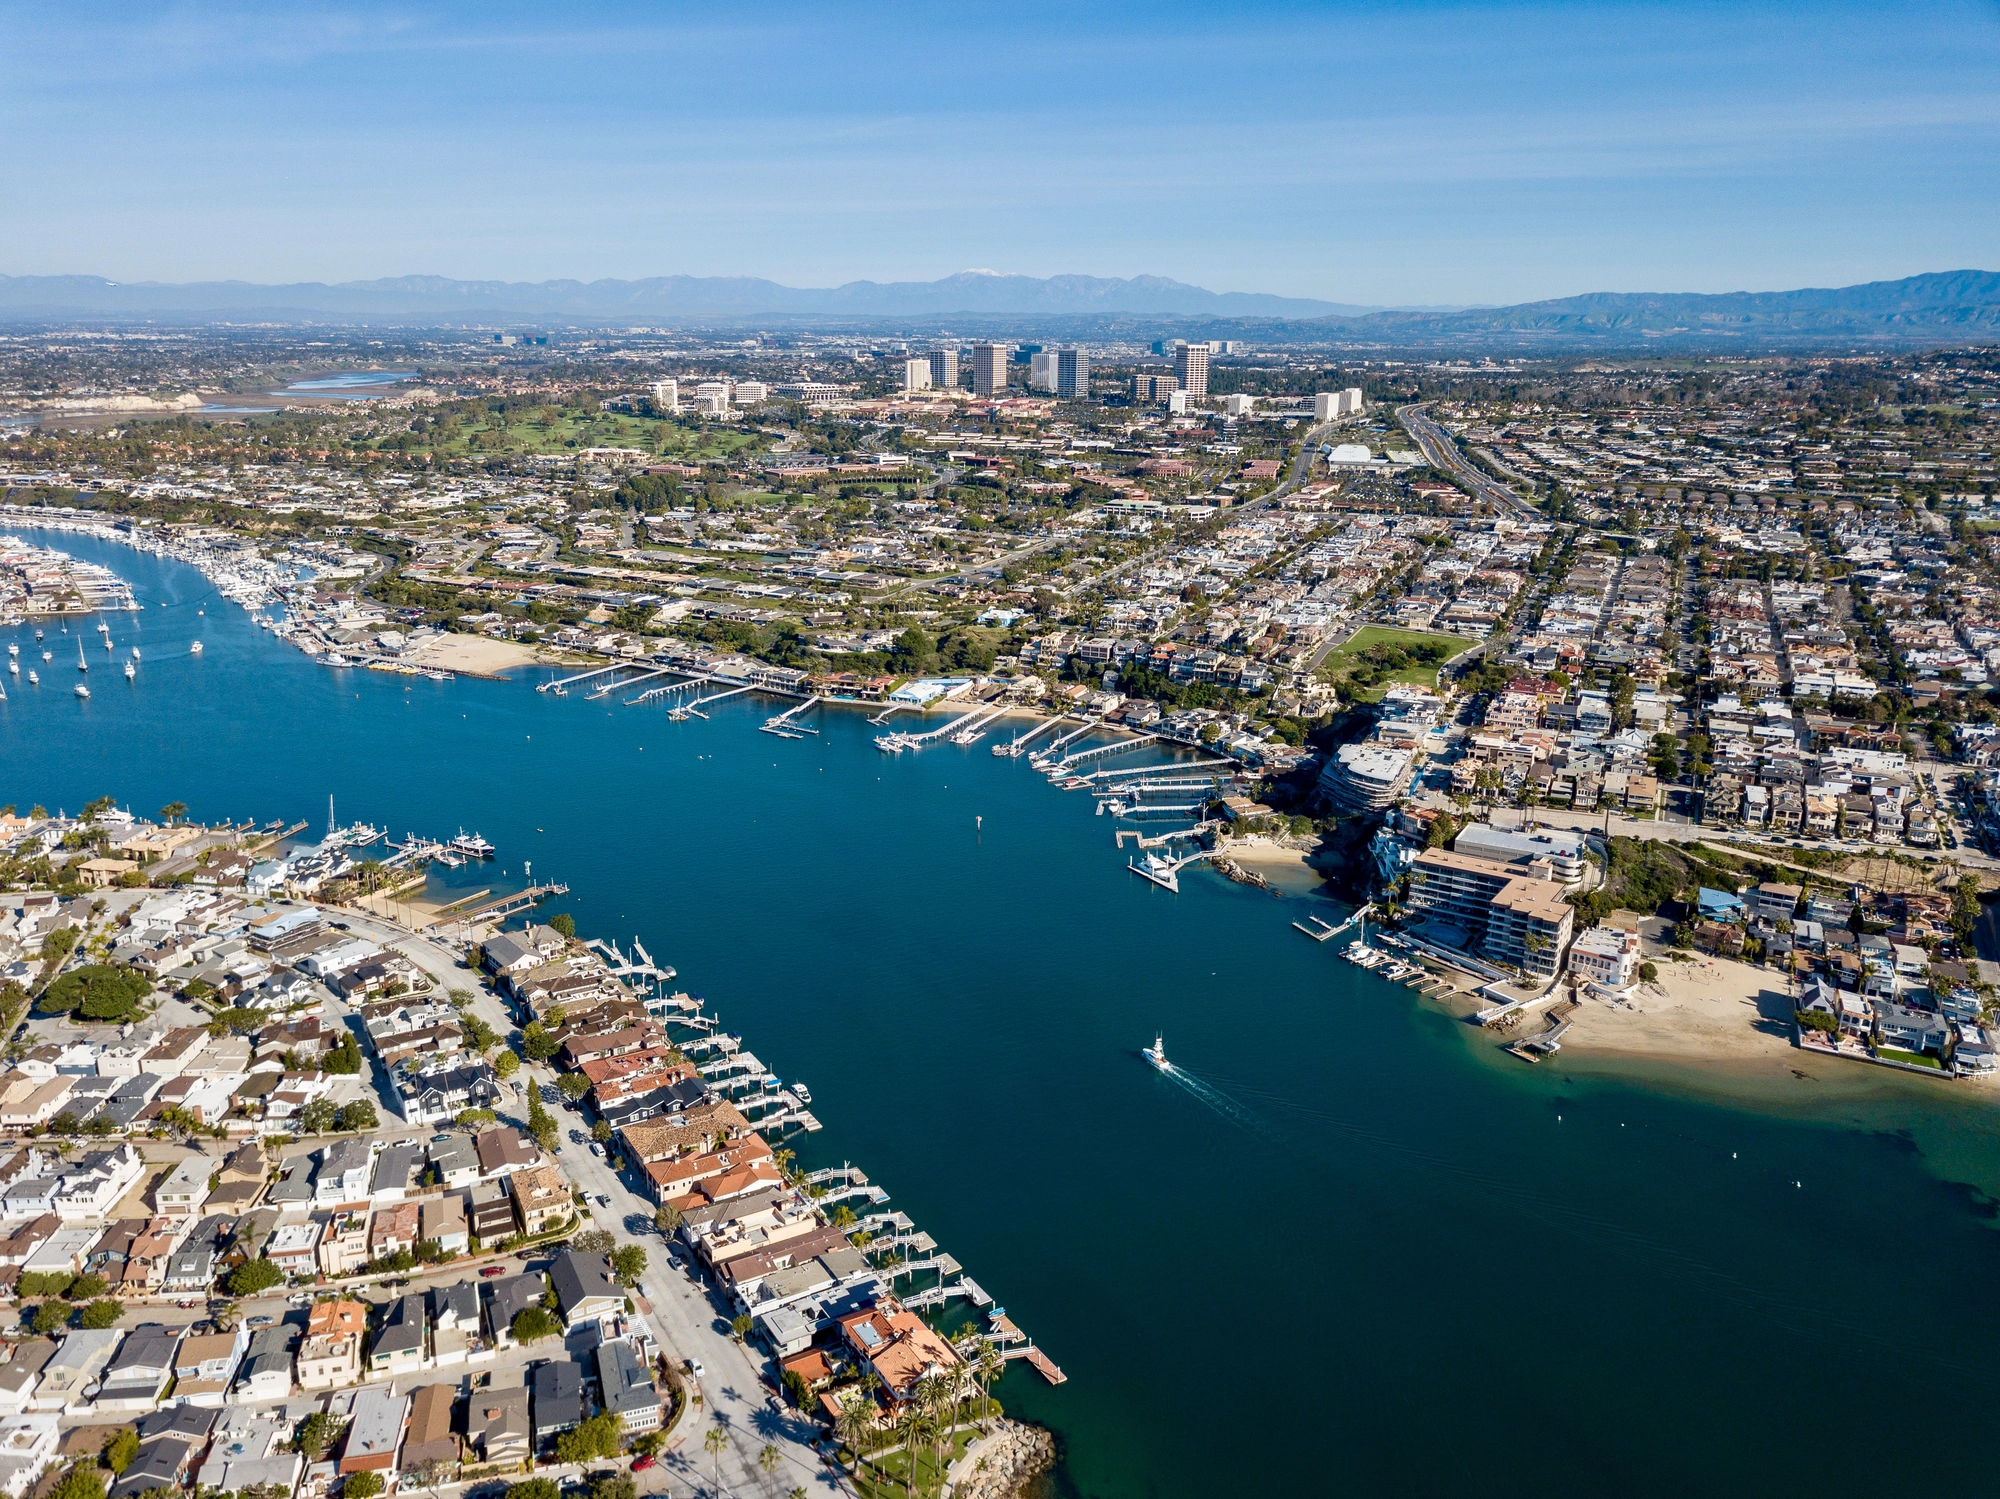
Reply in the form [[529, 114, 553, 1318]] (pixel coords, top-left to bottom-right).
[[1317, 624, 1469, 700]]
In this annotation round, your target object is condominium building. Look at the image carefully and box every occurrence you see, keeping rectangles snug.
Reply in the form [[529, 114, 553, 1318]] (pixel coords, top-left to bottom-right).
[[1132, 373, 1180, 403], [902, 359, 932, 394], [1569, 923, 1640, 989], [1316, 743, 1414, 814], [1451, 822, 1588, 889], [648, 379, 678, 413], [1057, 347, 1090, 400], [1175, 342, 1209, 398], [971, 343, 1008, 397], [928, 349, 958, 389], [1406, 848, 1575, 979], [1028, 352, 1058, 392]]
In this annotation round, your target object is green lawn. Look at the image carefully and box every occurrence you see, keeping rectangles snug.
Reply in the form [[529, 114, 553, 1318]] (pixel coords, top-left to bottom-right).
[[1875, 1046, 1944, 1070], [1318, 625, 1468, 700], [851, 1431, 978, 1498]]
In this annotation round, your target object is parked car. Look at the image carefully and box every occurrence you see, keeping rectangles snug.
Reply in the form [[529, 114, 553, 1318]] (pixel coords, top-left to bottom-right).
[[631, 1457, 655, 1472], [245, 1315, 274, 1329], [596, 1194, 611, 1207], [481, 1266, 505, 1277]]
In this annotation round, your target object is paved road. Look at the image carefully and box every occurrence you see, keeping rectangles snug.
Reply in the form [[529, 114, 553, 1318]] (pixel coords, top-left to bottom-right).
[[1396, 404, 1540, 517]]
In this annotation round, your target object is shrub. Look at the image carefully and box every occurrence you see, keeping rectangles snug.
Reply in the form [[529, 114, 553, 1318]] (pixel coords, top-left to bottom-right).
[[229, 1258, 283, 1296], [345, 1472, 384, 1499], [510, 1306, 560, 1343]]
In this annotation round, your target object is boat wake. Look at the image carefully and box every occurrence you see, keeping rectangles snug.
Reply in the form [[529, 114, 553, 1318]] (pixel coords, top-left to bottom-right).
[[1151, 1057, 1275, 1138]]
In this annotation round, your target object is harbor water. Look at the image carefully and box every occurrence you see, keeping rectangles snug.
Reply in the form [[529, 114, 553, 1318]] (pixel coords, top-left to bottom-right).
[[8, 527, 2000, 1498]]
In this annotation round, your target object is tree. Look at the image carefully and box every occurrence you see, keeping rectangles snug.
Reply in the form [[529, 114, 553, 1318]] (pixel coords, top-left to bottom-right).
[[345, 1473, 384, 1499], [554, 1412, 624, 1465], [510, 1306, 560, 1344], [32, 1301, 70, 1335], [548, 913, 576, 939], [321, 1033, 363, 1074], [729, 1313, 752, 1343], [653, 1203, 682, 1235], [297, 1099, 337, 1135], [493, 1049, 521, 1079], [51, 1465, 106, 1499], [293, 1412, 342, 1461], [229, 1258, 283, 1296], [78, 1299, 121, 1330], [833, 1393, 874, 1458], [757, 1445, 779, 1487], [503, 1482, 559, 1499], [336, 1101, 378, 1132], [462, 1015, 498, 1051], [39, 965, 150, 1023], [703, 1425, 728, 1497], [65, 1273, 106, 1301], [610, 1244, 648, 1286], [558, 1072, 592, 1101], [526, 1090, 558, 1151], [1639, 961, 1659, 984], [520, 1023, 559, 1062], [455, 1108, 496, 1128], [102, 1429, 139, 1475], [591, 1121, 612, 1144], [158, 802, 188, 825], [585, 1472, 633, 1499], [573, 1228, 615, 1255]]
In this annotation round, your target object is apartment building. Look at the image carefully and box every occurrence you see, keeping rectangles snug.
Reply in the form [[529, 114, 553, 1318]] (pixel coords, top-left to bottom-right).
[[1406, 849, 1575, 978]]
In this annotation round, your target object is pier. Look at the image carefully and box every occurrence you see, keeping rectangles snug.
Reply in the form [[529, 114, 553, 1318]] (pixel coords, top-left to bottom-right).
[[591, 664, 674, 699], [1126, 848, 1213, 892], [669, 683, 753, 720], [875, 701, 1008, 752], [429, 882, 569, 932], [629, 672, 713, 707], [1044, 732, 1158, 774], [1293, 903, 1372, 942], [761, 696, 822, 737], [538, 662, 631, 696], [1028, 717, 1106, 765], [993, 713, 1065, 757]]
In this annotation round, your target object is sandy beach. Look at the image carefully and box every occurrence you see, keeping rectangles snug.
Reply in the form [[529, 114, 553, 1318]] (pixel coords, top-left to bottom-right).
[[406, 632, 543, 676]]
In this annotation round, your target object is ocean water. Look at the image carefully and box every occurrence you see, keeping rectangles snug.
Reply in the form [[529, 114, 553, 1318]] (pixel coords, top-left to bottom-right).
[[8, 527, 2000, 1498]]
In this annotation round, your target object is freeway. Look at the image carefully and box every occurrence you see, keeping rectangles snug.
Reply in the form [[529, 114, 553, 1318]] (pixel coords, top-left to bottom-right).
[[1396, 403, 1541, 518]]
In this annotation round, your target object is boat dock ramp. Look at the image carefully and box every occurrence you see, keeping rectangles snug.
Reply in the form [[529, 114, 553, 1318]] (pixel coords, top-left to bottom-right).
[[670, 682, 754, 720], [761, 696, 822, 737], [993, 714, 1066, 757], [1293, 903, 1372, 942], [1506, 999, 1579, 1062]]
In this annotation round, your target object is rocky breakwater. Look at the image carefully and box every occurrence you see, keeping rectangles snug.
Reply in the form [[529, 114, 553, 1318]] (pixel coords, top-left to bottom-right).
[[945, 1420, 1058, 1499]]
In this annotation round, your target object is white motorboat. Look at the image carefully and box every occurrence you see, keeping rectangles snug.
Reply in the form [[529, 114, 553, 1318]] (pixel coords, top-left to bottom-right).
[[27, 671, 37, 685], [448, 830, 495, 859], [74, 683, 89, 699], [1142, 1035, 1169, 1071], [190, 641, 203, 655], [123, 662, 135, 680]]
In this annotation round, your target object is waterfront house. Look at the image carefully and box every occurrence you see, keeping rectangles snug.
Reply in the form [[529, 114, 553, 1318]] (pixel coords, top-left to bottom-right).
[[393, 1057, 498, 1127], [836, 1298, 963, 1406]]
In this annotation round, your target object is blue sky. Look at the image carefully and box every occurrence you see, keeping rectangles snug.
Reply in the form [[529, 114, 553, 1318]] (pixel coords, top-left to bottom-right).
[[2, 0, 1996, 305]]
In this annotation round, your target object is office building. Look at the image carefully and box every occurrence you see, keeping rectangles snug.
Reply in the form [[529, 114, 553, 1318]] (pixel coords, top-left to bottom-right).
[[901, 359, 932, 394], [1028, 352, 1058, 393], [648, 379, 678, 414], [1132, 373, 1180, 403], [1406, 849, 1575, 979], [733, 381, 768, 405], [928, 349, 958, 389], [1057, 347, 1090, 399], [971, 342, 1008, 397], [1175, 342, 1209, 398]]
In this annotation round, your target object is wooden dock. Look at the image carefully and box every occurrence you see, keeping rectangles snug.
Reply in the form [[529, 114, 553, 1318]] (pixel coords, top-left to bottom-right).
[[1024, 1347, 1067, 1385]]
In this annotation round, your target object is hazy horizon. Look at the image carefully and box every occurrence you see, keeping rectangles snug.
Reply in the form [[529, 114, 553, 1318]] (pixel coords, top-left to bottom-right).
[[3, 1, 1997, 305]]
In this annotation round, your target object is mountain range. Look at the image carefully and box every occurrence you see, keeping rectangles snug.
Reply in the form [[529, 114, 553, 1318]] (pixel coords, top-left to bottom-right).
[[0, 268, 1994, 346]]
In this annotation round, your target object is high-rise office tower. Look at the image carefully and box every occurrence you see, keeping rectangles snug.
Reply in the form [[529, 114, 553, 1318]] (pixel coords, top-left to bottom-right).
[[649, 379, 679, 413], [971, 342, 1008, 397], [1028, 352, 1059, 392], [902, 359, 932, 393], [929, 349, 959, 389], [1175, 343, 1209, 398], [1056, 347, 1090, 400]]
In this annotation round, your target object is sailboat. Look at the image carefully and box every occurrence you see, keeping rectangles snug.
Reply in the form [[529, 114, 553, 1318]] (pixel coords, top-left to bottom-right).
[[1142, 1035, 1169, 1072], [75, 640, 87, 673]]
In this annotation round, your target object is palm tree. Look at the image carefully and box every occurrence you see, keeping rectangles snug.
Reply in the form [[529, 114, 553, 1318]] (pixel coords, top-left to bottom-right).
[[703, 1423, 728, 1499], [756, 1444, 780, 1492], [974, 1344, 1004, 1426], [833, 1392, 874, 1472]]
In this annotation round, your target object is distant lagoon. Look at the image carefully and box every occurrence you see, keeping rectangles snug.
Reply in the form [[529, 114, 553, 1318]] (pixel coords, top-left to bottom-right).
[[279, 370, 420, 399]]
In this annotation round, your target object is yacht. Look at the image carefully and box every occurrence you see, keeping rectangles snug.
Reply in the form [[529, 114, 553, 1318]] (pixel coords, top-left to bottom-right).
[[190, 641, 203, 656], [32, 629, 41, 641], [792, 1082, 812, 1104], [6, 644, 15, 658], [1142, 1035, 1169, 1071], [40, 651, 50, 662], [73, 683, 89, 699], [448, 830, 495, 859], [123, 661, 135, 680], [26, 670, 37, 685], [6, 660, 14, 676], [130, 646, 140, 660]]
